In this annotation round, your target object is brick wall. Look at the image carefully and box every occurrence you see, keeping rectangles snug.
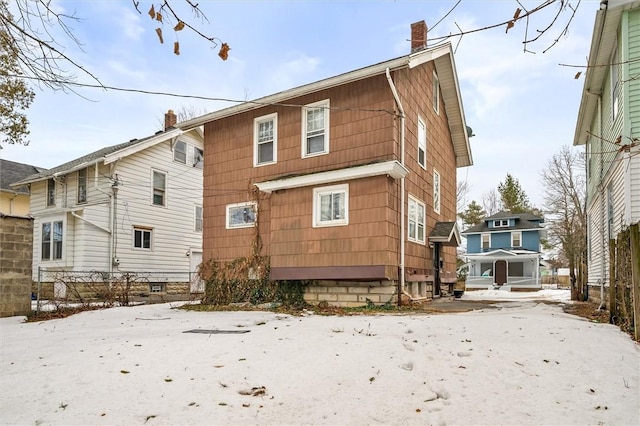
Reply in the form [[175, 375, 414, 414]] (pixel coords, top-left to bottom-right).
[[0, 214, 34, 317]]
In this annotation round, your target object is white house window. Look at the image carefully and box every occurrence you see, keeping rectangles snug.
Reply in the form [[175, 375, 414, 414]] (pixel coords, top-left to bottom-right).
[[226, 202, 257, 229], [433, 169, 441, 214], [174, 140, 187, 164], [41, 220, 63, 260], [46, 178, 56, 207], [195, 205, 203, 232], [303, 100, 329, 157], [254, 113, 277, 166], [152, 170, 167, 206], [193, 147, 204, 169], [408, 195, 425, 244], [133, 227, 152, 249], [493, 219, 509, 228], [511, 231, 522, 248], [417, 116, 426, 169], [611, 44, 619, 121], [432, 71, 440, 114], [313, 184, 348, 227], [77, 168, 87, 204], [481, 233, 490, 250]]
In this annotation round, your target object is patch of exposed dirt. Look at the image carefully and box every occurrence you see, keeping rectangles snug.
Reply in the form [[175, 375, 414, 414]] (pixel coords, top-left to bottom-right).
[[563, 301, 610, 324]]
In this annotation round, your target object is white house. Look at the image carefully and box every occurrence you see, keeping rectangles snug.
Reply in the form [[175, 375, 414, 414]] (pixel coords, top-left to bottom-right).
[[573, 0, 640, 300], [12, 110, 205, 295]]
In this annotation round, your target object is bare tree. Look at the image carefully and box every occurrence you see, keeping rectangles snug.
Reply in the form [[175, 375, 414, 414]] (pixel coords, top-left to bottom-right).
[[540, 145, 587, 301], [482, 188, 501, 216], [457, 178, 471, 213]]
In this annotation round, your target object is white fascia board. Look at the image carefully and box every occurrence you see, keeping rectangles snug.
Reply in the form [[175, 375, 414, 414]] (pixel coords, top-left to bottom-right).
[[255, 160, 409, 193], [104, 128, 183, 165]]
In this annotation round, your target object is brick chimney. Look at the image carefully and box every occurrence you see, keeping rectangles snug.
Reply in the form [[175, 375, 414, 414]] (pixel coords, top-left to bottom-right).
[[411, 20, 428, 52], [164, 109, 177, 130]]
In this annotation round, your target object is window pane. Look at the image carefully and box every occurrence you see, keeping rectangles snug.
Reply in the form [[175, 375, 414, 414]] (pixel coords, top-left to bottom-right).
[[143, 231, 151, 249], [78, 169, 87, 203], [153, 172, 165, 190], [193, 148, 204, 169], [174, 141, 187, 163], [153, 172, 166, 206], [258, 120, 273, 143], [307, 135, 325, 154], [320, 194, 331, 221], [47, 179, 55, 206], [258, 141, 273, 163], [41, 223, 51, 260], [134, 230, 142, 248], [229, 205, 256, 227], [195, 206, 203, 232], [53, 221, 63, 259]]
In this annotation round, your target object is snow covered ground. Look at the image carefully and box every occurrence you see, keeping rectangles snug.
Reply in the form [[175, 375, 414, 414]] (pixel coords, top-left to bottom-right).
[[1, 290, 638, 426]]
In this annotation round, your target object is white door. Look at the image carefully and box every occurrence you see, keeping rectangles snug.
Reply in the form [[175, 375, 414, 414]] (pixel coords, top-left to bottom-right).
[[189, 250, 204, 293]]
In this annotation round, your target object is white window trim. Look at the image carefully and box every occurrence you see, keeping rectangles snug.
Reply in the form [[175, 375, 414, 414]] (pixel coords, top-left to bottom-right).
[[493, 219, 509, 228], [417, 116, 426, 170], [254, 113, 278, 167], [407, 195, 426, 244], [432, 71, 440, 115], [173, 140, 187, 164], [40, 216, 66, 261], [133, 226, 153, 250], [302, 99, 330, 158], [511, 231, 522, 247], [433, 169, 441, 214], [194, 205, 203, 232], [152, 169, 168, 207], [226, 201, 257, 229], [481, 233, 490, 250], [312, 183, 348, 228]]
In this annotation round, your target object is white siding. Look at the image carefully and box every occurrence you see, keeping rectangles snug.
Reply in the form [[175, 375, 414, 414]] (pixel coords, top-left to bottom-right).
[[29, 131, 203, 283], [628, 149, 640, 224]]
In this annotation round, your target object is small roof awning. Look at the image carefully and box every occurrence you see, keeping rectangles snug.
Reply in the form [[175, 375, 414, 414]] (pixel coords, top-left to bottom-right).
[[429, 221, 461, 247]]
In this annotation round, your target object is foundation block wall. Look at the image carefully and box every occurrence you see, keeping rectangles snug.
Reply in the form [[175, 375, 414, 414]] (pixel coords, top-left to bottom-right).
[[304, 280, 398, 307]]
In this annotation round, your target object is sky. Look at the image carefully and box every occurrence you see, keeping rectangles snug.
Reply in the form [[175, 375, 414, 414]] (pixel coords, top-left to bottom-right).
[[0, 0, 598, 210], [1, 290, 639, 425]]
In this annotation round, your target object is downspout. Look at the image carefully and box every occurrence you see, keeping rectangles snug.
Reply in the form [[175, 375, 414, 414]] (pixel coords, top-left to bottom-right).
[[94, 163, 114, 275], [386, 68, 414, 303]]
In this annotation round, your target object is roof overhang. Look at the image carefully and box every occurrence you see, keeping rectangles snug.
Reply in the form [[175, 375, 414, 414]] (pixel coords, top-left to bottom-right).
[[573, 1, 640, 146], [428, 221, 461, 247], [254, 160, 409, 193]]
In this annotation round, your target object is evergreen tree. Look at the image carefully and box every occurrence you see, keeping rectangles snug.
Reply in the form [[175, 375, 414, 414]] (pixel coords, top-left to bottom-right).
[[497, 173, 531, 213], [458, 200, 486, 227]]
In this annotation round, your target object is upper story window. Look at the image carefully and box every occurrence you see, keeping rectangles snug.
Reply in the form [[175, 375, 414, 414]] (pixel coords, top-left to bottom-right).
[[493, 219, 509, 228], [511, 231, 522, 247], [133, 227, 152, 250], [432, 71, 440, 114], [226, 202, 257, 229], [303, 100, 329, 157], [313, 184, 348, 227], [417, 116, 426, 169], [174, 140, 187, 164], [46, 178, 56, 207], [194, 205, 203, 232], [254, 113, 277, 166], [77, 168, 87, 204], [408, 195, 425, 244], [481, 233, 490, 250], [433, 169, 441, 214], [42, 220, 63, 260], [152, 170, 167, 207], [611, 44, 620, 122]]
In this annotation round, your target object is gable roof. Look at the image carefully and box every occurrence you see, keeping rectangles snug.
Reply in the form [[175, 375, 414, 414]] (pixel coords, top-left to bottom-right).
[[462, 211, 544, 234], [0, 159, 46, 193], [429, 221, 461, 246], [574, 0, 640, 146], [10, 127, 188, 187], [178, 42, 473, 168]]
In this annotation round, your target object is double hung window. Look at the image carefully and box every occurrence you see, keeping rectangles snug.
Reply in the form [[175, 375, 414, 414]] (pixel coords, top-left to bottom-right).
[[303, 100, 329, 157], [408, 195, 425, 243], [254, 113, 277, 166]]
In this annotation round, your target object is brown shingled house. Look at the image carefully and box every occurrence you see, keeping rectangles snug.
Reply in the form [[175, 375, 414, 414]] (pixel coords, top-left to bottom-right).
[[179, 21, 473, 306]]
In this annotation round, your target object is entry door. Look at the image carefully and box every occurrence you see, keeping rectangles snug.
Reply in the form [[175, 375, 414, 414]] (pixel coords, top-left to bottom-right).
[[189, 250, 204, 293], [495, 260, 507, 286]]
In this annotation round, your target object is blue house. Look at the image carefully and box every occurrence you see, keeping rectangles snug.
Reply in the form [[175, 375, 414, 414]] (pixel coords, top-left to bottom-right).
[[462, 211, 544, 290]]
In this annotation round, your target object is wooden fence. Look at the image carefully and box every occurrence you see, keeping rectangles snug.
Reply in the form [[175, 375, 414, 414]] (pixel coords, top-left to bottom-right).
[[609, 223, 640, 340]]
